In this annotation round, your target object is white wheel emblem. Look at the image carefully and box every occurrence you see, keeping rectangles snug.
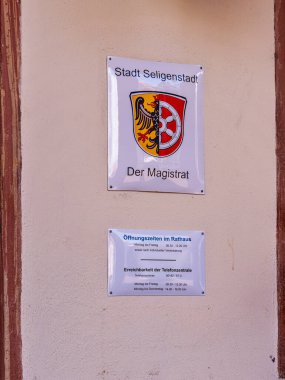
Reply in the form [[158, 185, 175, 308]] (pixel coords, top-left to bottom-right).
[[159, 101, 181, 149]]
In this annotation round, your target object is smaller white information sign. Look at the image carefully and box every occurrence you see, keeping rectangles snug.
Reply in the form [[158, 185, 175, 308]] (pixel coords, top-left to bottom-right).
[[108, 229, 205, 296]]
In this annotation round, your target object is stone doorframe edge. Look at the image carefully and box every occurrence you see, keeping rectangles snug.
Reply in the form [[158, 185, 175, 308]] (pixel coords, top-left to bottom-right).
[[0, 0, 22, 379], [276, 0, 285, 378]]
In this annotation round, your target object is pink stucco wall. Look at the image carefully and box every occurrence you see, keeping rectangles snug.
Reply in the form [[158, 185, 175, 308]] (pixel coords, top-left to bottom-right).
[[21, 1, 277, 379]]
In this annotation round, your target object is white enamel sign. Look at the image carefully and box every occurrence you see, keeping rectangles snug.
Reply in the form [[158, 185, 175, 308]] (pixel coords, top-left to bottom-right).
[[108, 56, 204, 194], [108, 229, 205, 296]]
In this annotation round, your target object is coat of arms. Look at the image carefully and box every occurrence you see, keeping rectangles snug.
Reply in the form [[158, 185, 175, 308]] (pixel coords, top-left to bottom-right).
[[130, 92, 187, 157]]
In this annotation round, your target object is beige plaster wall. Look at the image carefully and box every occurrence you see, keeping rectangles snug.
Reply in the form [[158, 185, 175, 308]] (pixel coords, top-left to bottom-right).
[[21, 1, 277, 379]]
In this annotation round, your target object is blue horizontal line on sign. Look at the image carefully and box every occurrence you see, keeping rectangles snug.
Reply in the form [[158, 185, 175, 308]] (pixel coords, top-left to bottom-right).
[[140, 259, 177, 262]]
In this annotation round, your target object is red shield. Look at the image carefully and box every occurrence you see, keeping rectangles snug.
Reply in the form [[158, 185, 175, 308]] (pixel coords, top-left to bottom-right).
[[130, 92, 187, 157]]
